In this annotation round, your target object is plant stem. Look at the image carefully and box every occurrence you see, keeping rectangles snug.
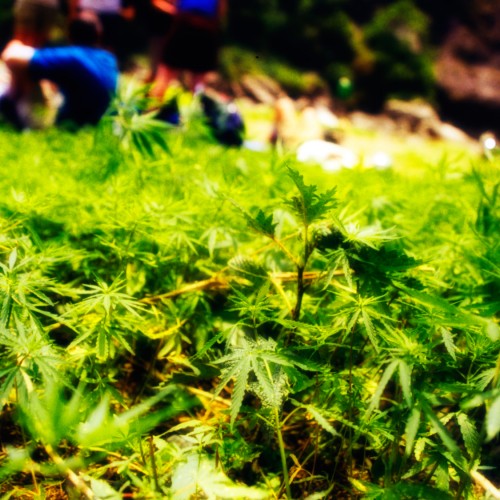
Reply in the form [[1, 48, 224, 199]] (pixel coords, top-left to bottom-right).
[[149, 435, 162, 493], [274, 407, 292, 499], [292, 265, 305, 321], [471, 470, 500, 499], [44, 443, 94, 499]]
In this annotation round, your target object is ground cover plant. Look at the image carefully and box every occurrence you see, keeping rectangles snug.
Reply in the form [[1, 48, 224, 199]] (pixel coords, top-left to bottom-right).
[[0, 90, 499, 499]]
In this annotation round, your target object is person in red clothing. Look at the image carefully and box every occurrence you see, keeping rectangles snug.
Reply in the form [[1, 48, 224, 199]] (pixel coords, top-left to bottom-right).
[[149, 0, 227, 99], [144, 0, 244, 145]]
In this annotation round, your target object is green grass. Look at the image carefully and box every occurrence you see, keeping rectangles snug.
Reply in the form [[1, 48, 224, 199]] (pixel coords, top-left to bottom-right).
[[0, 95, 498, 499]]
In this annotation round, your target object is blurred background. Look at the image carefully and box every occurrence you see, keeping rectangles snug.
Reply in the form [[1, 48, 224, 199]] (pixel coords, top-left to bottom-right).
[[1, 0, 499, 136]]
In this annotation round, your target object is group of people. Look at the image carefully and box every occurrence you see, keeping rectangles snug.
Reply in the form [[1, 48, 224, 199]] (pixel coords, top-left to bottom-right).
[[0, 0, 228, 130]]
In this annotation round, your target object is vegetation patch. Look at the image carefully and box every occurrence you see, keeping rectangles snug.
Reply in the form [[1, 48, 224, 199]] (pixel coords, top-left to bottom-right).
[[0, 92, 499, 499]]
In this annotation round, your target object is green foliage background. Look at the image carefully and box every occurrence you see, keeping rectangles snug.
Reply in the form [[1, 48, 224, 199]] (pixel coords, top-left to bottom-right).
[[226, 0, 437, 108]]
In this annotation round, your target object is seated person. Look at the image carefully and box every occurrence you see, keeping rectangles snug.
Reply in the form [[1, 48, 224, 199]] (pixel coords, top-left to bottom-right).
[[1, 12, 119, 128]]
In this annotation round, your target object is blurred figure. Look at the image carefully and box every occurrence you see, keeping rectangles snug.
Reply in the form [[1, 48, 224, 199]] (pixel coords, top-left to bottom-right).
[[13, 0, 63, 47], [11, 0, 66, 127], [149, 0, 227, 99], [1, 11, 118, 128], [68, 0, 135, 67], [135, 0, 175, 85], [199, 87, 244, 146]]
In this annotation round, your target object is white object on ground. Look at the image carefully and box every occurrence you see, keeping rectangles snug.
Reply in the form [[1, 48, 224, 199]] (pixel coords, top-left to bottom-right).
[[243, 140, 269, 152], [315, 106, 340, 129], [483, 136, 496, 151], [366, 151, 393, 170], [296, 139, 358, 172]]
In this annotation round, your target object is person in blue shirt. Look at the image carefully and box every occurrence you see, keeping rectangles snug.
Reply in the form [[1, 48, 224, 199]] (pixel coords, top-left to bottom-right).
[[1, 11, 118, 128]]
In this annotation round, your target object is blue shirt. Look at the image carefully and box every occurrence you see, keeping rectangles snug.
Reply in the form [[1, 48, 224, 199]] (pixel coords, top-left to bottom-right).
[[29, 46, 118, 125]]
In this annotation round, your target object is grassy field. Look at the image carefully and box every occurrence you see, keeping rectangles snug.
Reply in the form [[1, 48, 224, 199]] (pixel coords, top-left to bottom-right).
[[0, 95, 498, 499]]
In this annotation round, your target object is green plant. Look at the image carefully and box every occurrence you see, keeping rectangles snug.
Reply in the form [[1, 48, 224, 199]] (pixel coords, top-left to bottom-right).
[[0, 98, 498, 498]]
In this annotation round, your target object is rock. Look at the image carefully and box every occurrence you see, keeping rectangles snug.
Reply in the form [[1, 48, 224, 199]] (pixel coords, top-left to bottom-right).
[[380, 98, 477, 144], [348, 111, 396, 134], [271, 97, 343, 148], [467, 0, 500, 46], [437, 24, 500, 107], [315, 105, 340, 130], [296, 140, 358, 172], [428, 121, 475, 144], [240, 74, 283, 105], [435, 13, 500, 134], [384, 99, 439, 134]]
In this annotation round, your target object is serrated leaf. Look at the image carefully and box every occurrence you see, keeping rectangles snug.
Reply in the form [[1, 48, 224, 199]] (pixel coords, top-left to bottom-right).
[[77, 394, 111, 446], [304, 485, 334, 500], [253, 209, 277, 237], [434, 459, 450, 492], [345, 309, 360, 335], [367, 359, 399, 416], [8, 248, 17, 270], [285, 167, 337, 225], [440, 327, 457, 361], [306, 405, 339, 436], [456, 413, 480, 456], [113, 330, 134, 354], [419, 398, 466, 469], [97, 327, 109, 360], [405, 407, 421, 457], [229, 256, 269, 284], [0, 369, 17, 407], [214, 360, 241, 396], [1, 295, 12, 328], [414, 436, 427, 461], [230, 357, 251, 426], [228, 198, 277, 238], [391, 482, 453, 499], [398, 360, 413, 407], [252, 358, 279, 408], [191, 328, 227, 360], [486, 394, 500, 441], [340, 252, 354, 289], [485, 319, 500, 341], [258, 351, 294, 367], [361, 308, 379, 351], [171, 453, 268, 500], [281, 351, 323, 372], [398, 285, 484, 329], [473, 368, 496, 391]]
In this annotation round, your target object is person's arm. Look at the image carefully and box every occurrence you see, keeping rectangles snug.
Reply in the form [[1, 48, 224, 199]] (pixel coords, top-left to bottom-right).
[[1, 40, 35, 72]]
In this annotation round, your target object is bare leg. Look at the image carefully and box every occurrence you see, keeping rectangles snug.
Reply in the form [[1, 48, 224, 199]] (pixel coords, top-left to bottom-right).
[[146, 35, 166, 83], [149, 63, 181, 101]]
